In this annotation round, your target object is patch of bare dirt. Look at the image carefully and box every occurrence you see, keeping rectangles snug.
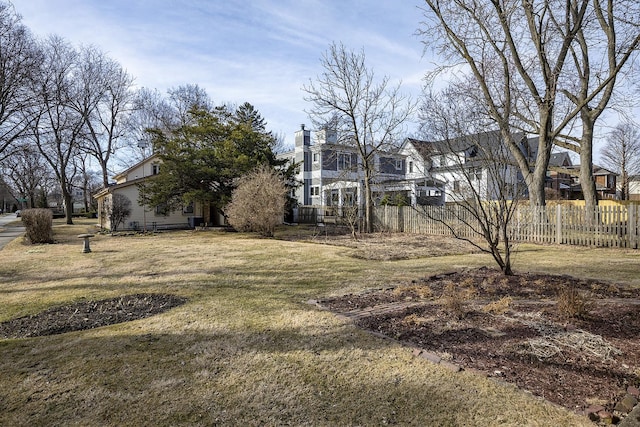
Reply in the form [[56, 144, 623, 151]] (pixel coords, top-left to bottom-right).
[[0, 294, 187, 339], [319, 267, 640, 424], [282, 227, 479, 260]]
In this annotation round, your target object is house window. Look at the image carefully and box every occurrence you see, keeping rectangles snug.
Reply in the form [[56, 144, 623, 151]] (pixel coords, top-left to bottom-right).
[[183, 202, 194, 214], [155, 203, 169, 216], [453, 180, 460, 192], [395, 159, 403, 171], [152, 163, 160, 175], [312, 152, 320, 163], [409, 161, 414, 173], [330, 189, 339, 205], [439, 155, 447, 167], [310, 186, 320, 197], [343, 190, 357, 206], [337, 153, 351, 171]]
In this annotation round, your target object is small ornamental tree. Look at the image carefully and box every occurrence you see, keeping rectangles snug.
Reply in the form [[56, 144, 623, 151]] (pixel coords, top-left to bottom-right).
[[108, 193, 131, 232], [419, 88, 527, 276], [226, 166, 287, 237]]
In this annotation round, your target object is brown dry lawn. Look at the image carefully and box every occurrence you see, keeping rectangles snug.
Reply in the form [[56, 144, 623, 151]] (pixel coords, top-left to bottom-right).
[[1, 220, 638, 426]]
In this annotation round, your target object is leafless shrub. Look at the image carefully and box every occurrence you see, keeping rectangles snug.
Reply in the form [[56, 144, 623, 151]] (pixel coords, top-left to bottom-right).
[[556, 284, 592, 319], [482, 296, 513, 315], [439, 281, 476, 318], [226, 166, 288, 237], [402, 313, 429, 326], [106, 194, 132, 232], [21, 208, 53, 244], [392, 284, 432, 300]]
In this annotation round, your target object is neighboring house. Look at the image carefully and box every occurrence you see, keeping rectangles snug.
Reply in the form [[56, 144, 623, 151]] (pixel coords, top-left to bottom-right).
[[278, 125, 408, 211], [628, 176, 640, 201], [566, 164, 617, 200], [401, 130, 536, 204], [280, 125, 624, 214], [397, 138, 445, 206], [94, 154, 205, 231], [279, 127, 535, 209], [592, 166, 617, 199], [546, 152, 574, 199]]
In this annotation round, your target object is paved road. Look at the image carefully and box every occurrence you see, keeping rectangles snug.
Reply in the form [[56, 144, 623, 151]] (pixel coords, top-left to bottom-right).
[[0, 213, 25, 250]]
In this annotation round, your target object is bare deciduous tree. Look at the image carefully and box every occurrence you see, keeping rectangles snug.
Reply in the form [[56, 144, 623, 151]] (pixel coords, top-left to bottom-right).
[[421, 88, 526, 275], [128, 87, 172, 161], [72, 153, 101, 213], [80, 47, 135, 187], [167, 84, 212, 128], [303, 42, 416, 233], [125, 84, 213, 166], [0, 1, 40, 159], [600, 122, 640, 200], [420, 0, 640, 211], [29, 36, 87, 224], [555, 0, 640, 210], [1, 144, 52, 208]]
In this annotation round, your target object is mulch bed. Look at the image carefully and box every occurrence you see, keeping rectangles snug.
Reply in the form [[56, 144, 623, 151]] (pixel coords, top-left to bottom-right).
[[318, 267, 640, 425], [0, 294, 187, 339]]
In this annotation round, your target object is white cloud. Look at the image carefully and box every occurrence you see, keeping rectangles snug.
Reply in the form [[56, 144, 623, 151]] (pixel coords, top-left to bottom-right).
[[14, 0, 428, 146]]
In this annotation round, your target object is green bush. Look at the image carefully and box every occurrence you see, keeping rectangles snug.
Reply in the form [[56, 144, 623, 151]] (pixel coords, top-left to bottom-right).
[[21, 209, 54, 244]]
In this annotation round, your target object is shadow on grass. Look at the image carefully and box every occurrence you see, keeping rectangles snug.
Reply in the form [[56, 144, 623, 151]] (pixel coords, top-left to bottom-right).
[[0, 326, 475, 426]]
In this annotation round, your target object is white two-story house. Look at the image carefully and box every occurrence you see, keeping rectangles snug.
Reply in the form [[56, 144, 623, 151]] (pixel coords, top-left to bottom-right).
[[401, 131, 536, 203], [280, 127, 536, 210]]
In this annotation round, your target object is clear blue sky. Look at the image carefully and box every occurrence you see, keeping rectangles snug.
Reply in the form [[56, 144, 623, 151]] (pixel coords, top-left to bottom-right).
[[14, 0, 429, 148]]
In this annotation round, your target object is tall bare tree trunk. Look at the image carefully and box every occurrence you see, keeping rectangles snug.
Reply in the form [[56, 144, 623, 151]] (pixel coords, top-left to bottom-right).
[[63, 188, 73, 225], [580, 113, 598, 212], [363, 173, 373, 233]]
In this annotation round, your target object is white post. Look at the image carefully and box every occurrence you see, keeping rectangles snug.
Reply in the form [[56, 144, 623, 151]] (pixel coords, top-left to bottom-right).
[[630, 204, 637, 249], [556, 204, 562, 244]]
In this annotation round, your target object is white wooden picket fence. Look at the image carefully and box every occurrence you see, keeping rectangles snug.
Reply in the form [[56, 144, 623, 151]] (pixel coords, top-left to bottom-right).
[[373, 204, 640, 249]]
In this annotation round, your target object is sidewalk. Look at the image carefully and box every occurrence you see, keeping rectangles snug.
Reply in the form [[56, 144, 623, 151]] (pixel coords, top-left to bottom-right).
[[0, 214, 25, 250]]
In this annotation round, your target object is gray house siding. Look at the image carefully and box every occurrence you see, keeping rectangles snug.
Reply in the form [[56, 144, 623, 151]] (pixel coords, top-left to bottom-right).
[[380, 157, 404, 175]]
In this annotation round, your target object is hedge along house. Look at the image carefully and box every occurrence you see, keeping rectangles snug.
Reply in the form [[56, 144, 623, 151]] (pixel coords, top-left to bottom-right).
[[94, 154, 208, 231]]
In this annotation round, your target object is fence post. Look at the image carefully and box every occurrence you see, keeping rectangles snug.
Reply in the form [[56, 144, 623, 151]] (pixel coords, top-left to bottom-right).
[[630, 204, 638, 249], [556, 204, 562, 244]]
